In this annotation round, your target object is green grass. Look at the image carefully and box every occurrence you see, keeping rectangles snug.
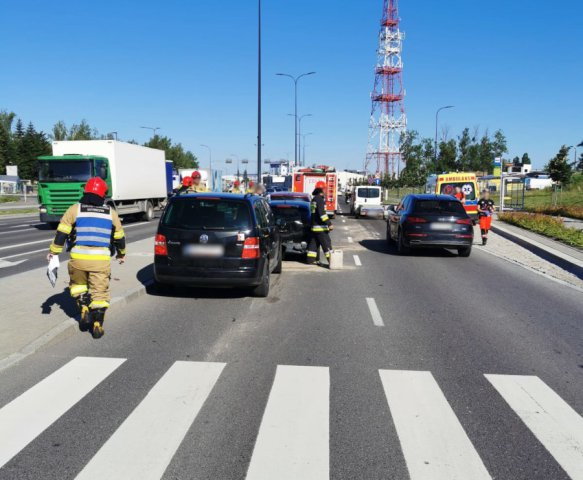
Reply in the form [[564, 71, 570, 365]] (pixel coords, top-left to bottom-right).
[[499, 212, 583, 249], [0, 208, 38, 216], [0, 195, 20, 204]]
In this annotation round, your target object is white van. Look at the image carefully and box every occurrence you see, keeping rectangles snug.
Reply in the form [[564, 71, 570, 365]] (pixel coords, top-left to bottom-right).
[[350, 186, 384, 218]]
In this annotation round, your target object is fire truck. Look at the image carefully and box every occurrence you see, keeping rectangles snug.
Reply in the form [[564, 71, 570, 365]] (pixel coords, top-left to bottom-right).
[[292, 167, 338, 217]]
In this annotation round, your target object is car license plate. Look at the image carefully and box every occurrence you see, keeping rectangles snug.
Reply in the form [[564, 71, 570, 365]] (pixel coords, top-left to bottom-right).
[[183, 244, 224, 258], [430, 223, 450, 231]]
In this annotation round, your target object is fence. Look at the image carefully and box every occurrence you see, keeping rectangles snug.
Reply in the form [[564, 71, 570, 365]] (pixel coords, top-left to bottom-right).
[[383, 187, 425, 205]]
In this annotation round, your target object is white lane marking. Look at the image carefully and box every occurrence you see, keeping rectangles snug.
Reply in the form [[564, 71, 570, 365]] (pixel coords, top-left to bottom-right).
[[343, 226, 349, 231], [0, 259, 27, 269], [0, 228, 39, 236], [353, 255, 362, 266], [0, 238, 51, 252], [366, 298, 384, 326], [347, 236, 353, 243], [0, 248, 48, 260], [342, 219, 346, 223], [8, 223, 43, 228], [0, 357, 125, 469], [122, 222, 149, 229], [76, 361, 225, 480], [380, 370, 492, 480], [486, 374, 583, 480], [246, 365, 329, 480]]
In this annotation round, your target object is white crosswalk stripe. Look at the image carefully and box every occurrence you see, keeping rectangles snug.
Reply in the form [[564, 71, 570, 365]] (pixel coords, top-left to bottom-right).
[[486, 374, 583, 480], [76, 361, 225, 480], [0, 356, 125, 469], [379, 369, 492, 480], [1, 358, 582, 480], [246, 365, 329, 479]]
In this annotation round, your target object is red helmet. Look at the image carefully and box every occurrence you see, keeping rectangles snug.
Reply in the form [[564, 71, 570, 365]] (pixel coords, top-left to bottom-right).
[[234, 180, 240, 187], [182, 176, 193, 187], [192, 171, 201, 179], [84, 177, 108, 198], [315, 181, 326, 190], [249, 181, 255, 188]]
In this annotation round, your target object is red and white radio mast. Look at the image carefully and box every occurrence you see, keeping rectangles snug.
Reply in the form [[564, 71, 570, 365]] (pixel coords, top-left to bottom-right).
[[366, 0, 407, 177]]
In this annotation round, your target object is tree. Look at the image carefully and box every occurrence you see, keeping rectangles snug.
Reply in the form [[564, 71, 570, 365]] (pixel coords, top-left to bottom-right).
[[144, 135, 198, 170], [491, 130, 508, 160], [545, 145, 573, 185], [0, 111, 17, 174], [51, 119, 99, 140], [457, 128, 473, 172], [512, 156, 520, 166], [52, 121, 68, 141], [17, 122, 51, 179], [521, 152, 531, 165], [399, 131, 428, 187], [437, 139, 457, 172], [477, 133, 494, 173]]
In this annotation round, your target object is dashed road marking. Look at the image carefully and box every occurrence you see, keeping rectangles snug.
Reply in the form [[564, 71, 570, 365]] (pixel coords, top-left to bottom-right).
[[366, 298, 384, 326], [353, 255, 362, 266], [347, 237, 353, 243]]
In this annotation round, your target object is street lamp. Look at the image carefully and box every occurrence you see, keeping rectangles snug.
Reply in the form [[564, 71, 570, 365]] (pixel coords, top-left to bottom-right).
[[140, 126, 160, 137], [434, 106, 454, 173], [289, 113, 312, 167], [301, 132, 313, 166], [200, 144, 212, 190], [276, 71, 316, 167]]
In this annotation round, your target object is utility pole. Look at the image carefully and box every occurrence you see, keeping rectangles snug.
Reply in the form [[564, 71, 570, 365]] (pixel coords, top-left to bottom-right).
[[200, 144, 212, 190], [257, 0, 262, 182]]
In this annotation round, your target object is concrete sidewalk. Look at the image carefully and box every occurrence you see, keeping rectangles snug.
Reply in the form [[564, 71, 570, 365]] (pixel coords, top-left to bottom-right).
[[491, 221, 583, 279], [0, 237, 155, 371]]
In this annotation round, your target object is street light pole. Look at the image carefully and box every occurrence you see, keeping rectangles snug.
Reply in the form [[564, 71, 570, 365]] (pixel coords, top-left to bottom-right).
[[200, 144, 212, 190], [276, 72, 316, 167], [257, 0, 262, 183], [301, 132, 313, 166], [140, 126, 160, 138], [290, 113, 312, 167], [434, 106, 454, 173]]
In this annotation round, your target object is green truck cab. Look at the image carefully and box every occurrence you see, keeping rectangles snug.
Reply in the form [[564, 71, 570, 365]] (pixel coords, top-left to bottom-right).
[[37, 155, 111, 225]]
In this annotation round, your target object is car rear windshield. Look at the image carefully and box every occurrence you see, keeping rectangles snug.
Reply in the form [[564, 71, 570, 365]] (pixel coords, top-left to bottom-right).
[[356, 188, 381, 198], [163, 198, 252, 230], [271, 194, 309, 202], [272, 205, 310, 224], [413, 200, 467, 215]]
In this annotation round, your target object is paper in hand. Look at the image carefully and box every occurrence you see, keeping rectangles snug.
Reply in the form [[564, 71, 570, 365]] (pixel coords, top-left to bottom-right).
[[47, 255, 60, 288]]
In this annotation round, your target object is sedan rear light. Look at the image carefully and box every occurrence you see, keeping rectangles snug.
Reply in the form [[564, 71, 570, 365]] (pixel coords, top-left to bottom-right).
[[407, 233, 428, 237], [154, 234, 168, 256], [455, 234, 473, 238], [242, 237, 260, 259], [406, 216, 428, 224], [455, 218, 473, 225]]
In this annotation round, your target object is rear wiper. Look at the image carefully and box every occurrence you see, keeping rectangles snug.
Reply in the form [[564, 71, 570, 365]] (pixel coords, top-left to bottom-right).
[[202, 226, 225, 230]]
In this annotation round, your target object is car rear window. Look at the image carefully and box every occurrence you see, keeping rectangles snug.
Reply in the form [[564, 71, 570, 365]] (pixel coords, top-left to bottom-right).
[[272, 205, 310, 224], [439, 182, 476, 200], [163, 198, 252, 230], [271, 194, 310, 202], [356, 188, 381, 198], [413, 200, 467, 215]]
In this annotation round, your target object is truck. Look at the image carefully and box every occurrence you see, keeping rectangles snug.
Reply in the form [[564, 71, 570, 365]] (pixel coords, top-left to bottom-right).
[[37, 140, 167, 225], [292, 168, 338, 217]]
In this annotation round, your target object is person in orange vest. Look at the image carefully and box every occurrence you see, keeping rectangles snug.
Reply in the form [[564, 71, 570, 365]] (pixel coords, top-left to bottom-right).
[[453, 185, 466, 204], [47, 177, 126, 338], [188, 171, 208, 193], [477, 189, 495, 245]]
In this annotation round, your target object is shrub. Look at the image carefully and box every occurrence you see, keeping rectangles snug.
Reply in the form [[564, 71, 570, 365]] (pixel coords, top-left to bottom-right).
[[524, 205, 583, 220], [499, 212, 583, 249]]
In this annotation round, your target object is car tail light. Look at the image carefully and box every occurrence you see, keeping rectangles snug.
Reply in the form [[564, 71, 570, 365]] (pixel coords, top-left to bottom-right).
[[407, 233, 428, 237], [455, 234, 473, 238], [406, 216, 428, 224], [242, 237, 260, 259], [154, 234, 168, 256], [456, 218, 473, 225]]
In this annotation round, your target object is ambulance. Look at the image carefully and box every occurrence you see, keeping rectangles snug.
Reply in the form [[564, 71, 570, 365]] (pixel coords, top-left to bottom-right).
[[426, 172, 479, 220]]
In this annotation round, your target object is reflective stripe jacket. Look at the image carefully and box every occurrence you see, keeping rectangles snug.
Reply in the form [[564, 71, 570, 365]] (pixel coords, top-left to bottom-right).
[[50, 203, 125, 261], [187, 184, 208, 193], [310, 195, 331, 232]]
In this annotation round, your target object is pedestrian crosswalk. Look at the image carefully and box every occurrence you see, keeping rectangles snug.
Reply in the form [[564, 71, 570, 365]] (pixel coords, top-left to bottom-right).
[[0, 357, 582, 480]]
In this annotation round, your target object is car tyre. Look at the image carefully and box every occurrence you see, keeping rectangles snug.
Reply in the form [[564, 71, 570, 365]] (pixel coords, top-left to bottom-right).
[[252, 264, 270, 297], [273, 247, 283, 274], [397, 229, 410, 255], [458, 246, 472, 257], [386, 225, 394, 245]]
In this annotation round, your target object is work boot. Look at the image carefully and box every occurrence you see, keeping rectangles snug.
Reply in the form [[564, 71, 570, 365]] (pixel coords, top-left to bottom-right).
[[89, 308, 107, 339], [77, 293, 92, 332], [482, 236, 488, 246]]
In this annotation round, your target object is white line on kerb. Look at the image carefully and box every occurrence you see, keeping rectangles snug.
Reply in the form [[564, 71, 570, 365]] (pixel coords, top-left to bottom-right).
[[347, 237, 353, 243], [366, 298, 384, 326], [353, 255, 362, 266]]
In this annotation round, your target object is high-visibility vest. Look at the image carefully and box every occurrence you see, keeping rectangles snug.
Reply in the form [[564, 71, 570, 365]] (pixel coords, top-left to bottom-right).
[[70, 204, 113, 261]]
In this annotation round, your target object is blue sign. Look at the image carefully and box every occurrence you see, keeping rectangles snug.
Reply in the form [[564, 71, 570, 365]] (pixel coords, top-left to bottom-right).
[[374, 178, 381, 186]]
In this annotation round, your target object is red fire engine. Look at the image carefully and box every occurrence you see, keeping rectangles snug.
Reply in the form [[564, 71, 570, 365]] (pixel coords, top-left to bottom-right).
[[292, 168, 338, 217]]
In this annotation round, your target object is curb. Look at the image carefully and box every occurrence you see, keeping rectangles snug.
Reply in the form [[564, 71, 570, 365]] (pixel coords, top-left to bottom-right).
[[491, 224, 583, 280], [0, 275, 155, 373]]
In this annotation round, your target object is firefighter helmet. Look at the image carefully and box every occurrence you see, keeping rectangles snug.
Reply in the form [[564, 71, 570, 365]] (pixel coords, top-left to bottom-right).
[[182, 176, 193, 187], [315, 181, 326, 190], [249, 181, 255, 188], [84, 177, 108, 198], [192, 171, 201, 179]]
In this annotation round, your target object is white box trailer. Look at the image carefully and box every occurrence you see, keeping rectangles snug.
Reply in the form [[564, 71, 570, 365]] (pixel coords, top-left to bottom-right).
[[50, 140, 167, 220]]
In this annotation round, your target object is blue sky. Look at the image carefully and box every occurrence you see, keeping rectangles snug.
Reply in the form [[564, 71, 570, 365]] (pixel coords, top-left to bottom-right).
[[0, 0, 581, 172]]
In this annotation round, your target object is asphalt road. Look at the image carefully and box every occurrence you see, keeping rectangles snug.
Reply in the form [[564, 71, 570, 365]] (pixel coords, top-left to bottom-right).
[[0, 202, 582, 479], [0, 213, 160, 278]]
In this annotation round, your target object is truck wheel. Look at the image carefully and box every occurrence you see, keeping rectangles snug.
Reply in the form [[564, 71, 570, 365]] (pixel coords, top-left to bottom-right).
[[142, 201, 154, 222]]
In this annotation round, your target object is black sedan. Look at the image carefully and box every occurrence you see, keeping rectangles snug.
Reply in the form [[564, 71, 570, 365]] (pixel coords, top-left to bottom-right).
[[269, 200, 312, 257], [386, 194, 474, 257]]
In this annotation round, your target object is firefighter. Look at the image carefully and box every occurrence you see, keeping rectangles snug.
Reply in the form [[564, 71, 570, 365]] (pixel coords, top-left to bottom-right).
[[174, 176, 193, 195], [307, 181, 334, 266], [477, 189, 495, 245], [246, 181, 255, 194], [46, 177, 126, 339], [188, 171, 208, 193]]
